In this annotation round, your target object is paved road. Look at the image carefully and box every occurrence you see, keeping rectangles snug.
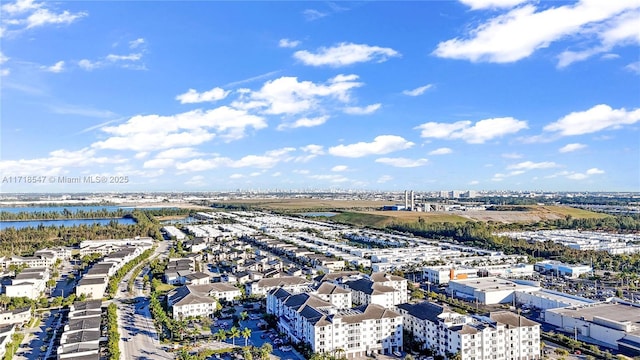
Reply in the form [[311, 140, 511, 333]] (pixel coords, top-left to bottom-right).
[[117, 240, 171, 360], [15, 309, 63, 360]]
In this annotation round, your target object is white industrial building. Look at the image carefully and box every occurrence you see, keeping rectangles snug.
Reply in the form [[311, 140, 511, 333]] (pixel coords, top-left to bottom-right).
[[448, 277, 539, 305], [533, 260, 592, 279], [516, 289, 595, 310], [543, 301, 640, 356]]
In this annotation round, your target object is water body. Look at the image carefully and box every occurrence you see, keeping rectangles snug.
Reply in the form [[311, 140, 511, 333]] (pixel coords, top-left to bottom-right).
[[1, 205, 178, 213], [0, 205, 123, 213], [0, 217, 137, 230], [298, 212, 338, 217]]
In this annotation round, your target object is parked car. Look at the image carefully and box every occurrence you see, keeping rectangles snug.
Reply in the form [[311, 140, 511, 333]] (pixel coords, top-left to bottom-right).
[[393, 351, 402, 357], [279, 345, 292, 352]]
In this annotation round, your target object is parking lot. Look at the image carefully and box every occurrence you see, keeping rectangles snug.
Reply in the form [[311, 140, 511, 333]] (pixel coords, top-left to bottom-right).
[[208, 305, 304, 360]]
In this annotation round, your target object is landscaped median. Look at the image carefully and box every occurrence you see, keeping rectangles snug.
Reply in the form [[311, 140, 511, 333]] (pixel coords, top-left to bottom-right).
[[106, 245, 156, 298], [106, 303, 120, 360], [3, 333, 25, 360]]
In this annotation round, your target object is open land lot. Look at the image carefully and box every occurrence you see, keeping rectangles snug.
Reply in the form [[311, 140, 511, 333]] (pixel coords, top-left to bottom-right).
[[202, 199, 609, 225]]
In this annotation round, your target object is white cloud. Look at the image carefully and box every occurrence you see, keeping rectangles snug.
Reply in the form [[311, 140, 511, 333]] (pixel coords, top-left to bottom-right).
[[328, 135, 414, 158], [557, 10, 640, 68], [0, 147, 126, 175], [185, 175, 205, 186], [300, 144, 324, 155], [293, 169, 310, 175], [375, 157, 429, 168], [302, 9, 328, 21], [308, 174, 349, 183], [567, 168, 605, 180], [92, 106, 266, 152], [295, 144, 324, 163], [143, 158, 174, 169], [229, 174, 244, 179], [559, 143, 587, 153], [468, 180, 480, 185], [507, 161, 559, 170], [415, 117, 528, 143], [433, 2, 640, 64], [175, 148, 295, 173], [129, 38, 145, 49], [294, 42, 400, 67], [78, 59, 99, 70], [343, 103, 381, 115], [626, 61, 640, 74], [0, 51, 8, 64], [501, 152, 523, 159], [428, 147, 453, 155], [331, 165, 348, 172], [106, 53, 142, 62], [155, 147, 202, 159], [26, 8, 86, 29], [377, 175, 393, 183], [176, 87, 230, 104], [42, 60, 64, 73], [279, 38, 300, 48], [277, 116, 329, 130], [402, 84, 433, 96], [238, 74, 362, 115], [544, 104, 640, 136], [459, 0, 528, 10], [2, 0, 41, 15]]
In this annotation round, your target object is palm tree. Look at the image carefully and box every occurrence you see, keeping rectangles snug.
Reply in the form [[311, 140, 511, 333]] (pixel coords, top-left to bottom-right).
[[259, 343, 273, 360], [241, 327, 252, 346], [239, 311, 249, 323], [215, 328, 227, 343], [333, 348, 346, 360], [229, 326, 240, 346]]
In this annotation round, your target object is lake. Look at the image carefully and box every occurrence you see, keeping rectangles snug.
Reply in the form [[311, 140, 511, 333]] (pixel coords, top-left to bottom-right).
[[298, 212, 338, 217], [0, 218, 137, 230], [0, 205, 123, 213], [0, 205, 179, 214]]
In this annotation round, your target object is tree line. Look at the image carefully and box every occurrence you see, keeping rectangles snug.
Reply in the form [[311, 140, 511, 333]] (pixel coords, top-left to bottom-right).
[[0, 210, 170, 256]]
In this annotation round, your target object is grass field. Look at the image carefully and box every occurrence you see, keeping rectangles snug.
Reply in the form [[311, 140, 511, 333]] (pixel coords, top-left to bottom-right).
[[154, 283, 176, 293], [210, 198, 394, 210], [204, 198, 609, 225]]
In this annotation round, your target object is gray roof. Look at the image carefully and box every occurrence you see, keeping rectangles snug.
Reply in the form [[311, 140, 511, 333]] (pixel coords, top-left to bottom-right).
[[77, 277, 107, 286], [316, 282, 350, 295], [344, 279, 396, 295], [256, 276, 312, 288], [67, 316, 101, 331], [490, 311, 539, 328], [397, 302, 446, 322], [71, 300, 103, 312], [62, 330, 101, 344]]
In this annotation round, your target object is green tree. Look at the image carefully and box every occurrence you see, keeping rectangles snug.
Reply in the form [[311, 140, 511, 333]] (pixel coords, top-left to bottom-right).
[[215, 328, 227, 343], [228, 326, 240, 346], [242, 327, 252, 346]]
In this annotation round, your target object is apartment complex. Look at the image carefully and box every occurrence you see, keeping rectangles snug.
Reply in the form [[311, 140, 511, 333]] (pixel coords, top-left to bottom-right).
[[398, 302, 541, 360], [267, 286, 403, 358]]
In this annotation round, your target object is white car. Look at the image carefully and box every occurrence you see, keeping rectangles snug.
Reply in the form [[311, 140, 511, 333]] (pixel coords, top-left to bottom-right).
[[393, 351, 402, 357]]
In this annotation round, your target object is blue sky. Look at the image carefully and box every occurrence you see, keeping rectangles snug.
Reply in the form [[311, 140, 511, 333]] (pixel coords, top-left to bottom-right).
[[1, 0, 639, 193]]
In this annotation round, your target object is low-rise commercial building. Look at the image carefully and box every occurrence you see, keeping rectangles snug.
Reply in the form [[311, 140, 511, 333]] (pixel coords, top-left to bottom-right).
[[543, 301, 640, 355], [448, 277, 539, 305]]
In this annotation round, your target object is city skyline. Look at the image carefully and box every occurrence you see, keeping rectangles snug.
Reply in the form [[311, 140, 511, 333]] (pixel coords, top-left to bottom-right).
[[1, 0, 639, 193]]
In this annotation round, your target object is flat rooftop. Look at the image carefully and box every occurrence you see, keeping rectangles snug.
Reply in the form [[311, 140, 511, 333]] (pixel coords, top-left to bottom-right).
[[527, 289, 594, 307], [451, 277, 538, 292], [549, 302, 640, 325]]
